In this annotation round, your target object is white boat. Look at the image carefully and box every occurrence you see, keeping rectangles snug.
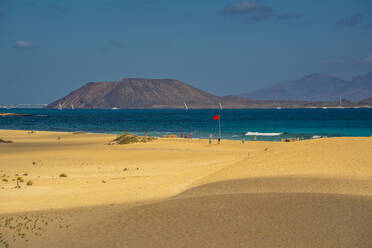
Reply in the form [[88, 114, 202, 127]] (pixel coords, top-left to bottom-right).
[[112, 107, 119, 110], [219, 103, 223, 110], [184, 102, 188, 110], [58, 103, 62, 110], [71, 103, 75, 110]]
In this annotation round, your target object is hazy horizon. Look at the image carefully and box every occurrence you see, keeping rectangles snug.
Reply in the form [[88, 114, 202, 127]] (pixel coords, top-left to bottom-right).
[[1, 0, 372, 104]]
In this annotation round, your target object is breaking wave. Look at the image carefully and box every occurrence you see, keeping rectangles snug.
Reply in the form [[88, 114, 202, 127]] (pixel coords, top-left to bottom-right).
[[245, 131, 283, 136]]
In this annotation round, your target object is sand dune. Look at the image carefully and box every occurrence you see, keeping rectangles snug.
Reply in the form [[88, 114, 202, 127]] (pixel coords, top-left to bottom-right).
[[82, 192, 372, 248], [176, 176, 372, 198], [1, 130, 372, 247], [5, 189, 371, 248]]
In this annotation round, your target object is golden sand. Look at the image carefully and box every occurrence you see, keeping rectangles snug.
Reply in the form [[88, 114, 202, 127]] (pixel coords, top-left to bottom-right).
[[0, 130, 371, 248]]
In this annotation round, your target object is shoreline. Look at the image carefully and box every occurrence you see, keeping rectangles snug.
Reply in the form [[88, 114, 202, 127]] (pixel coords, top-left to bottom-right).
[[0, 128, 371, 142]]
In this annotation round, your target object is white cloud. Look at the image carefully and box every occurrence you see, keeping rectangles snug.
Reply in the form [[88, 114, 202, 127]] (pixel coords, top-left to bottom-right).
[[359, 53, 372, 63], [14, 40, 34, 48], [336, 14, 364, 27], [219, 1, 273, 21]]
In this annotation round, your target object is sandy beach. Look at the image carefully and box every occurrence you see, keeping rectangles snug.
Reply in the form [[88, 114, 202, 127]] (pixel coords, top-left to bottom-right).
[[0, 129, 371, 248]]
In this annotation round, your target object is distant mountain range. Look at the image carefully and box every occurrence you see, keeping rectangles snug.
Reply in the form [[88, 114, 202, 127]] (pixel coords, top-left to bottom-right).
[[47, 76, 372, 109], [239, 72, 372, 102], [46, 78, 313, 109], [359, 97, 372, 105]]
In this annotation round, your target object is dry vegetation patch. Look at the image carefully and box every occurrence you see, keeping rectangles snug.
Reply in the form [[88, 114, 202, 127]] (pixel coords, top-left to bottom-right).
[[109, 133, 155, 145], [0, 139, 12, 144], [0, 214, 71, 247], [72, 131, 86, 135]]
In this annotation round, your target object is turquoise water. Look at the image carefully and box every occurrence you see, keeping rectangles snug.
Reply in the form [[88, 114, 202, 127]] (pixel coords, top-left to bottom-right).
[[1, 108, 372, 141]]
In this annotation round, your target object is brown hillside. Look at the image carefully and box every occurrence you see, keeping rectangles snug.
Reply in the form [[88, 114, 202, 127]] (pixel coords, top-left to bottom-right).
[[48, 78, 222, 109]]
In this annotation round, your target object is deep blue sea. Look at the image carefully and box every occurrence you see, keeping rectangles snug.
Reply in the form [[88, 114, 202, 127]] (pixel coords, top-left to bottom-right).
[[1, 108, 372, 141]]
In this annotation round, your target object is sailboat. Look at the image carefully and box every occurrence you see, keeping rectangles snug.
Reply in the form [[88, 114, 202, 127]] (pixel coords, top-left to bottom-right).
[[71, 103, 75, 110], [184, 102, 188, 111], [58, 103, 62, 110], [219, 103, 223, 111], [338, 96, 345, 108]]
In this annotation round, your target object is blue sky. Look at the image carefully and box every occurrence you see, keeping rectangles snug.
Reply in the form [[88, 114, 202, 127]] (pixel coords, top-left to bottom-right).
[[1, 0, 372, 103]]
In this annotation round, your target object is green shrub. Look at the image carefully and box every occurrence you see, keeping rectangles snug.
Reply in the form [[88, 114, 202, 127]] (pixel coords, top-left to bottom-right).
[[109, 133, 155, 145], [72, 131, 85, 135], [0, 138, 12, 143]]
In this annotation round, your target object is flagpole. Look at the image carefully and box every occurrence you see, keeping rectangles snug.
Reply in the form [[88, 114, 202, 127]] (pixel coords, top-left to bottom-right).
[[218, 103, 222, 141], [218, 116, 221, 140]]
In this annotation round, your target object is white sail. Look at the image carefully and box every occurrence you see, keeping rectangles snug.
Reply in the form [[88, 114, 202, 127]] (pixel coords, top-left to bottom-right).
[[58, 103, 62, 110], [71, 103, 75, 110], [184, 102, 188, 110], [219, 103, 223, 110]]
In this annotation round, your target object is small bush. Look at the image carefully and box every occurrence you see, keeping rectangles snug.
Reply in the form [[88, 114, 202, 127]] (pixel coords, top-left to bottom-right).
[[26, 180, 33, 186], [0, 138, 12, 144], [2, 178, 8, 182], [59, 173, 67, 178], [17, 177, 24, 183], [72, 131, 85, 135], [109, 133, 155, 145]]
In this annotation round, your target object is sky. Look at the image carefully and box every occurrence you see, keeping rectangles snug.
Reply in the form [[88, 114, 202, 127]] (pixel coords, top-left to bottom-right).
[[1, 0, 372, 104]]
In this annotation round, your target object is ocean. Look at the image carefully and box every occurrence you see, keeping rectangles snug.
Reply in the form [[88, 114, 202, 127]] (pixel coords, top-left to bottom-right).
[[1, 108, 372, 141]]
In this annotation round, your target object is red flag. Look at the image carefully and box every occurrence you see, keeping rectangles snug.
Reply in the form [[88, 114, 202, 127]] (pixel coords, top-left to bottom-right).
[[213, 115, 220, 120]]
